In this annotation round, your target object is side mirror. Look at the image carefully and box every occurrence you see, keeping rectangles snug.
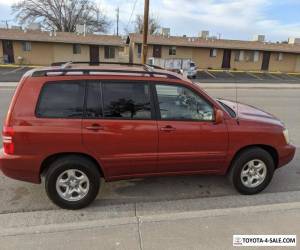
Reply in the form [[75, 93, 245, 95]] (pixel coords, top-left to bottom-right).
[[215, 109, 224, 124]]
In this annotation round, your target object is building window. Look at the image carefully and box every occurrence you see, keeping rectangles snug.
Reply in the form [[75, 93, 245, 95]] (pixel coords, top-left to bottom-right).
[[245, 51, 254, 62], [210, 48, 217, 57], [276, 52, 283, 61], [22, 41, 32, 52], [73, 44, 81, 54], [234, 50, 244, 61], [105, 46, 116, 59], [169, 46, 176, 55], [137, 44, 142, 58]]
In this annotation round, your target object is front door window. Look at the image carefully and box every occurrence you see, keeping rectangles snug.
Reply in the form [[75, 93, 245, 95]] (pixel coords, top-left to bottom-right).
[[156, 84, 214, 121]]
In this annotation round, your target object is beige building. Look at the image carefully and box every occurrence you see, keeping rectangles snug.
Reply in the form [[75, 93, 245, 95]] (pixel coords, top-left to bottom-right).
[[127, 33, 300, 73], [0, 28, 124, 66]]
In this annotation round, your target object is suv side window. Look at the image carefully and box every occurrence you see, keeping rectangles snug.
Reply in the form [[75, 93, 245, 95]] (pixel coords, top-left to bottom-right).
[[102, 82, 151, 120], [156, 84, 214, 121], [85, 81, 103, 118], [36, 81, 85, 118]]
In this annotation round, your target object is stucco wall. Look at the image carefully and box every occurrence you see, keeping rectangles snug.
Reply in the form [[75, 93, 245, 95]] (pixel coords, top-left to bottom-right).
[[230, 50, 263, 71], [130, 42, 300, 73], [0, 41, 3, 62], [13, 41, 54, 65], [268, 52, 297, 73], [52, 43, 89, 63]]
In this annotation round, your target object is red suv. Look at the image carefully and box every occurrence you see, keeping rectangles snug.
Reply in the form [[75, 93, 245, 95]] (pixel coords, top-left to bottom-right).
[[0, 63, 296, 209]]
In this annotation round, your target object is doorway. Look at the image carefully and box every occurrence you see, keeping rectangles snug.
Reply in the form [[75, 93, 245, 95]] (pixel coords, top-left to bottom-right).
[[2, 40, 14, 63], [222, 49, 231, 69], [89, 45, 99, 65], [261, 51, 271, 71]]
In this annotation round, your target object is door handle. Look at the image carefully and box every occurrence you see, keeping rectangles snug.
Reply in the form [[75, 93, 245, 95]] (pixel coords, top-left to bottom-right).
[[85, 124, 104, 131], [160, 125, 176, 132]]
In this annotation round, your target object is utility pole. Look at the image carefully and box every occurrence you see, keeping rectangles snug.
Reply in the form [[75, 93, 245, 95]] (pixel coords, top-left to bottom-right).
[[116, 7, 120, 36], [142, 0, 150, 64]]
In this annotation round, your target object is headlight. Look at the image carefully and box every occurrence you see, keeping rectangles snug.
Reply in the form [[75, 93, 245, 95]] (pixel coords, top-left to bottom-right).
[[283, 128, 290, 144]]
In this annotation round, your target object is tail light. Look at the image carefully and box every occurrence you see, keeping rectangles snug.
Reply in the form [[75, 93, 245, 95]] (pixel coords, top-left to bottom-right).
[[2, 126, 14, 154]]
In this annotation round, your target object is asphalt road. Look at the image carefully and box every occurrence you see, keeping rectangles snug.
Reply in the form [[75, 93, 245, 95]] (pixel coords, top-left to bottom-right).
[[0, 87, 299, 214]]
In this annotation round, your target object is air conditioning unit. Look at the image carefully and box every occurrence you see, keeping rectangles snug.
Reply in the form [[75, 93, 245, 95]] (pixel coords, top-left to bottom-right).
[[199, 31, 209, 39], [28, 23, 41, 31], [253, 35, 265, 42], [161, 28, 170, 37], [288, 37, 300, 45]]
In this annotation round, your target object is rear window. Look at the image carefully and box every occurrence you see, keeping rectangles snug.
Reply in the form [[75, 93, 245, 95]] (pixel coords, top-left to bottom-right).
[[102, 82, 151, 119], [36, 81, 85, 118]]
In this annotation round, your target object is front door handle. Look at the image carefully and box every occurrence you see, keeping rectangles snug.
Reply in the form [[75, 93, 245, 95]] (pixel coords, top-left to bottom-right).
[[85, 124, 104, 131], [160, 125, 176, 132]]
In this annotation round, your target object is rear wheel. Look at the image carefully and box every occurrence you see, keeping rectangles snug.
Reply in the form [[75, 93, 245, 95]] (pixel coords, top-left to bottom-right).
[[45, 156, 100, 209], [229, 147, 275, 195]]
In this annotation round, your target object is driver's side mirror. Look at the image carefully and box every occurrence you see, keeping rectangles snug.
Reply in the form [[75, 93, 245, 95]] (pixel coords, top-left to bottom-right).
[[214, 109, 224, 124]]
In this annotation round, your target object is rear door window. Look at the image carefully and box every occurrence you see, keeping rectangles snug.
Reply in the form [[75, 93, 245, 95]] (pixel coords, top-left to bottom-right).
[[102, 82, 152, 119], [36, 81, 85, 118], [85, 81, 103, 119]]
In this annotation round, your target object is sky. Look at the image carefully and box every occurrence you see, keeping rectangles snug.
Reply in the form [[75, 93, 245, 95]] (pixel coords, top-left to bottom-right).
[[1, 0, 300, 42]]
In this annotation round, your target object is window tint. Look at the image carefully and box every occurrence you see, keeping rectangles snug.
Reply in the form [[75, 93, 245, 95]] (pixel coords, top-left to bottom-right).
[[102, 82, 151, 119], [156, 84, 214, 121], [86, 82, 103, 118], [36, 82, 84, 118]]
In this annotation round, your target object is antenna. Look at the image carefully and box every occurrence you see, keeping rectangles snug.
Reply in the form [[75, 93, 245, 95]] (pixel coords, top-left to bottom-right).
[[235, 82, 240, 124], [116, 7, 120, 36]]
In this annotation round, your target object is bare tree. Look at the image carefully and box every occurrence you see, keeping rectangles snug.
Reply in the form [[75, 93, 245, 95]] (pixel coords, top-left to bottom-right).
[[134, 14, 160, 35], [12, 0, 110, 33]]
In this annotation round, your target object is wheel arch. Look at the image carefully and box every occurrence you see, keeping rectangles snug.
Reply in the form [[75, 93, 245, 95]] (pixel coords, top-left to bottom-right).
[[226, 144, 279, 175], [40, 152, 105, 179]]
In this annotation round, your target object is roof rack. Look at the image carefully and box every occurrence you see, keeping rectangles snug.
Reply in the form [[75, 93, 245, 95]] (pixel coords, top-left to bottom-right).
[[32, 61, 181, 80], [51, 61, 164, 70]]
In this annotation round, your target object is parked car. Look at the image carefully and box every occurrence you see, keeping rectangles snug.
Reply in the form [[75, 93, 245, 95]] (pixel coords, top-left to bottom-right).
[[148, 58, 198, 78], [0, 63, 296, 209]]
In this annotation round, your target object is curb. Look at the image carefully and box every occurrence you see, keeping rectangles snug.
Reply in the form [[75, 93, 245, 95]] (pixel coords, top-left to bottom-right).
[[1, 201, 300, 237]]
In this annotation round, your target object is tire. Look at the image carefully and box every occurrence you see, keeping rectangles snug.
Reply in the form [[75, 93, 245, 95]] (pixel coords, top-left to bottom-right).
[[228, 147, 275, 195], [45, 155, 100, 210]]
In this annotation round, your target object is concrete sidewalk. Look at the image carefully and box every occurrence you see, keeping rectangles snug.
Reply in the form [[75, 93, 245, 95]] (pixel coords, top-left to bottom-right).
[[0, 202, 299, 250], [3, 82, 300, 89]]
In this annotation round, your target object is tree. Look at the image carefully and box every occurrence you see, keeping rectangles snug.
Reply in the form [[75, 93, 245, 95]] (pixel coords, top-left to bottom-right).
[[134, 14, 160, 35], [12, 0, 110, 33]]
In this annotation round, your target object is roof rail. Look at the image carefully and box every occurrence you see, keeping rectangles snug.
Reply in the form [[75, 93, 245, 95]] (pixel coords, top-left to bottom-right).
[[31, 67, 181, 80], [51, 61, 164, 71]]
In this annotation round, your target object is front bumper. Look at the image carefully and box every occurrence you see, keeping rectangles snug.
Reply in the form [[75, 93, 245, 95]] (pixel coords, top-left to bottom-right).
[[278, 144, 296, 168], [0, 148, 41, 184]]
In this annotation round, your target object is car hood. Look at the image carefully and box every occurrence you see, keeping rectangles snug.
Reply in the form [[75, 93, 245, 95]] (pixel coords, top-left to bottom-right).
[[218, 99, 284, 127]]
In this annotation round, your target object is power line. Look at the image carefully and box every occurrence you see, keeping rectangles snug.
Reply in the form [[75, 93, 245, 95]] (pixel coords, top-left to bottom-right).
[[126, 0, 138, 32]]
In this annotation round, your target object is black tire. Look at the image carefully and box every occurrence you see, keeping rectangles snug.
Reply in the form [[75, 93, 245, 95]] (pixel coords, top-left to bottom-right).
[[45, 155, 100, 210], [228, 147, 275, 195]]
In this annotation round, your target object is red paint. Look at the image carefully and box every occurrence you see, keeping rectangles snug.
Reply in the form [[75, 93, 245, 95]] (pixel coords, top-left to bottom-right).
[[0, 67, 296, 184]]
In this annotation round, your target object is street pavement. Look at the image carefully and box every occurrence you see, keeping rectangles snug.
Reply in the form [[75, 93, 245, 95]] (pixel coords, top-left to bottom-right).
[[0, 84, 299, 249]]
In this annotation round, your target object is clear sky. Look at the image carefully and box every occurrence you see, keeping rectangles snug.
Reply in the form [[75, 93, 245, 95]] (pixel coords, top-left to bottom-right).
[[1, 0, 300, 42]]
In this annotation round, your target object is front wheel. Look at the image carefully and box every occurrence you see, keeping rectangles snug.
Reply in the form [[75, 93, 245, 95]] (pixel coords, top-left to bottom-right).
[[229, 147, 275, 195], [45, 156, 100, 209]]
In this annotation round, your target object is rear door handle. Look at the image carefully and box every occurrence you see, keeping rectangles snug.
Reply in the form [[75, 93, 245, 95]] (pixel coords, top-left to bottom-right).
[[85, 125, 104, 131], [160, 125, 176, 132]]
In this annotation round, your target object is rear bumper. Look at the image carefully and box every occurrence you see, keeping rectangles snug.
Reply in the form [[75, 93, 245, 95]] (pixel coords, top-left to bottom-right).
[[0, 148, 41, 184], [278, 144, 296, 168]]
